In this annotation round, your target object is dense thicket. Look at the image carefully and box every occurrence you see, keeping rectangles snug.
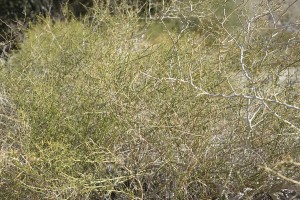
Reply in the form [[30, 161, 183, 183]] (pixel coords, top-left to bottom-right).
[[0, 0, 170, 57], [0, 0, 170, 30], [1, 1, 299, 199]]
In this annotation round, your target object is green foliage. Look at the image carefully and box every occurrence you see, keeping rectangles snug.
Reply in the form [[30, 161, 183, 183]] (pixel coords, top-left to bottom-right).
[[0, 1, 300, 199]]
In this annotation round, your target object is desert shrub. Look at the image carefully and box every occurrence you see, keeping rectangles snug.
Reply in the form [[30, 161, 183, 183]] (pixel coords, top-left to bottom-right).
[[0, 85, 27, 199], [0, 0, 90, 58], [0, 0, 300, 199]]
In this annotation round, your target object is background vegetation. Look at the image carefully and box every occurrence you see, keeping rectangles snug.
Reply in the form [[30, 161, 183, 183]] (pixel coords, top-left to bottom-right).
[[0, 0, 300, 199]]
